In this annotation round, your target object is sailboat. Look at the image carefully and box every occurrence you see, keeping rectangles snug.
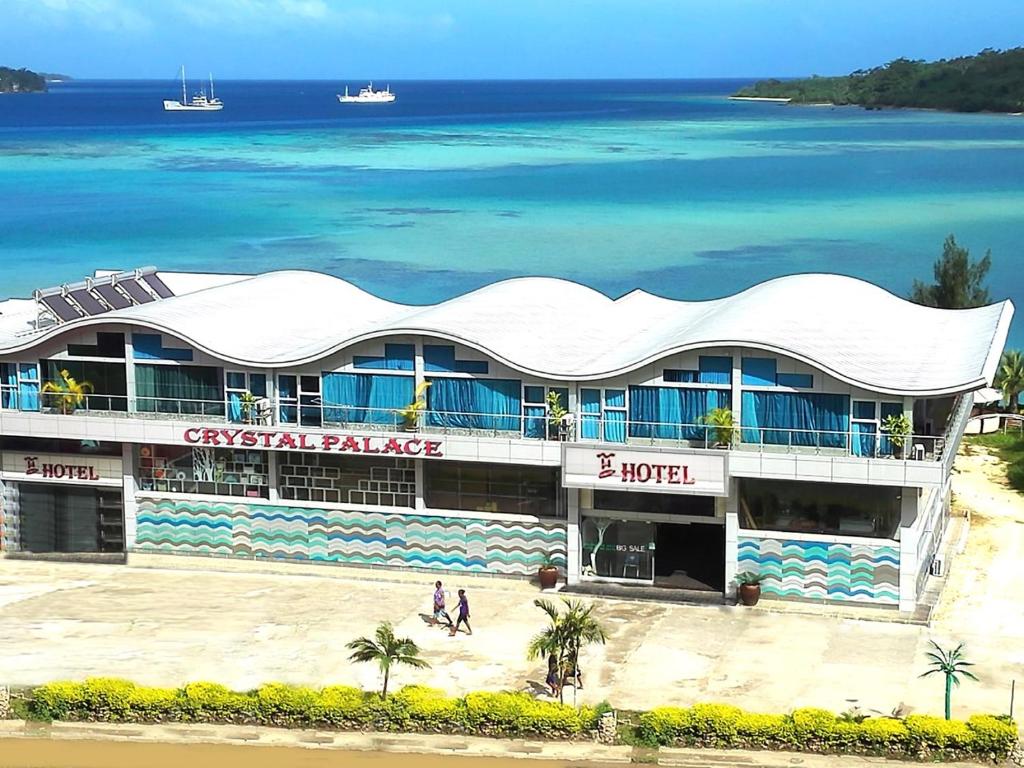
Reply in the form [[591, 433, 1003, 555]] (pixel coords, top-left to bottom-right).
[[163, 66, 223, 111]]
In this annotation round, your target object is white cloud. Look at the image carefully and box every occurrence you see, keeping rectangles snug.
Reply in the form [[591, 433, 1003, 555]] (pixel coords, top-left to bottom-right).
[[7, 0, 153, 32]]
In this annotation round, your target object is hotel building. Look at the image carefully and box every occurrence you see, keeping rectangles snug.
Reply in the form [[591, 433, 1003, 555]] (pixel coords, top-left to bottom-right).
[[0, 268, 1012, 611]]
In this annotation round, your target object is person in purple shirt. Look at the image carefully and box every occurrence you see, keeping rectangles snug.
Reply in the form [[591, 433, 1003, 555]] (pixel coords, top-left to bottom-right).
[[449, 588, 472, 636], [432, 580, 452, 628]]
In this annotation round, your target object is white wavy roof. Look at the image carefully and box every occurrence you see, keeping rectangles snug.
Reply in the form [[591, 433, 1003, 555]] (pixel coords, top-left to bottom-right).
[[0, 270, 1013, 396]]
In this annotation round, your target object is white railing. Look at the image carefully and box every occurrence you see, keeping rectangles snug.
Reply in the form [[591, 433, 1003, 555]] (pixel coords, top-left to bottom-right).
[[3, 394, 947, 462]]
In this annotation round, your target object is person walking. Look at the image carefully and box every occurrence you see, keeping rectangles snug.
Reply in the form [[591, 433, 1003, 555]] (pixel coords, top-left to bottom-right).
[[545, 654, 561, 698], [449, 588, 472, 636], [432, 580, 452, 628]]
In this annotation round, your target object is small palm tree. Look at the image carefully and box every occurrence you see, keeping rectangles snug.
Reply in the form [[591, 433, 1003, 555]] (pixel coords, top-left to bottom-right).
[[527, 598, 607, 704], [346, 621, 430, 699], [703, 407, 736, 447], [994, 350, 1024, 414], [920, 640, 978, 720], [41, 369, 93, 415]]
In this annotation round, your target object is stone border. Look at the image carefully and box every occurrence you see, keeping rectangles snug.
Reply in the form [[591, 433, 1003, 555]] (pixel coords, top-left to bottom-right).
[[0, 720, 993, 768]]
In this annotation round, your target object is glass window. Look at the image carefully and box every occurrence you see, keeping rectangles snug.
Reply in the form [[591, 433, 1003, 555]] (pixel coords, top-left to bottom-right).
[[135, 364, 224, 416], [853, 400, 876, 420], [424, 462, 562, 518], [137, 445, 268, 498], [226, 372, 246, 389], [739, 478, 901, 538], [18, 486, 123, 554], [594, 489, 715, 517], [278, 374, 298, 424], [664, 369, 698, 383], [581, 517, 654, 580], [43, 360, 128, 412], [278, 454, 414, 507]]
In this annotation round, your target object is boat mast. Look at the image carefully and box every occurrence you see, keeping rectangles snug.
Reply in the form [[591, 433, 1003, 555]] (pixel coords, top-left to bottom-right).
[[180, 65, 187, 105]]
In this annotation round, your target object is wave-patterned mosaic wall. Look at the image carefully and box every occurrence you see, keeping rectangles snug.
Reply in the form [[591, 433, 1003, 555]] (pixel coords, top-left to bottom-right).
[[737, 537, 899, 604], [135, 498, 567, 575]]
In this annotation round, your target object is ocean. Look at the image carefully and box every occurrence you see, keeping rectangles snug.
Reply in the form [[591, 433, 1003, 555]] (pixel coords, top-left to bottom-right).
[[2, 78, 1023, 345]]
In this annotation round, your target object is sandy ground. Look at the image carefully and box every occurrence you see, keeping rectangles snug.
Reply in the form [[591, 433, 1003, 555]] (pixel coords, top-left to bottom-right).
[[0, 448, 1022, 721]]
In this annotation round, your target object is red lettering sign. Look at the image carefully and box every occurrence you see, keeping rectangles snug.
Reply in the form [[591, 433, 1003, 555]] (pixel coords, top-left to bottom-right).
[[23, 456, 101, 482], [181, 428, 446, 459], [593, 452, 695, 486]]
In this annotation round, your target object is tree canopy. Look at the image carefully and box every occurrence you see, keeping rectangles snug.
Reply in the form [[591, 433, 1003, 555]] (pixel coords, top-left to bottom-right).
[[734, 48, 1024, 113], [910, 235, 992, 309], [0, 67, 46, 94]]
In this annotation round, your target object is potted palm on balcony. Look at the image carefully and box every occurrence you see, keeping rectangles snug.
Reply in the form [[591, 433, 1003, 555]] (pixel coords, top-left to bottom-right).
[[881, 412, 912, 459], [703, 407, 736, 448], [41, 369, 93, 415], [395, 381, 431, 431]]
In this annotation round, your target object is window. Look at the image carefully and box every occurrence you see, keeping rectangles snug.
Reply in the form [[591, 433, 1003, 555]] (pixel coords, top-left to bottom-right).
[[523, 385, 570, 439], [353, 343, 415, 372], [424, 462, 562, 517], [1, 362, 40, 411], [664, 369, 698, 383], [278, 454, 414, 507], [741, 357, 777, 386], [739, 478, 901, 539], [426, 378, 522, 432], [776, 372, 813, 389], [629, 386, 730, 440], [137, 445, 268, 498], [698, 356, 732, 385], [135, 364, 223, 416], [67, 332, 126, 359], [18, 486, 123, 554], [594, 489, 715, 517], [42, 360, 127, 412], [225, 371, 268, 423], [278, 374, 298, 424], [322, 372, 414, 426], [581, 518, 654, 580]]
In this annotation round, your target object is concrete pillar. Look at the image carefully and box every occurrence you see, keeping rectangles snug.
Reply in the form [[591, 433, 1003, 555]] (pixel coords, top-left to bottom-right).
[[124, 333, 136, 412], [724, 478, 740, 599], [566, 487, 580, 585], [265, 371, 277, 426], [414, 458, 426, 511], [267, 451, 280, 503], [121, 443, 138, 550], [731, 349, 742, 438]]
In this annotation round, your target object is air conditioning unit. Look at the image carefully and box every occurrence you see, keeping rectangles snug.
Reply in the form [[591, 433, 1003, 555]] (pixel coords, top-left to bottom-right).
[[929, 557, 944, 577]]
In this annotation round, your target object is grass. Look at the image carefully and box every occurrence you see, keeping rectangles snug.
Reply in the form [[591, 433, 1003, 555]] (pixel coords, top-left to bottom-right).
[[963, 431, 1024, 492]]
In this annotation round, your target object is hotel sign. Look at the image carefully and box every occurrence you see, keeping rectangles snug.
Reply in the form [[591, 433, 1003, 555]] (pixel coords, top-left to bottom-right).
[[0, 452, 123, 485], [561, 445, 728, 496], [182, 427, 445, 458]]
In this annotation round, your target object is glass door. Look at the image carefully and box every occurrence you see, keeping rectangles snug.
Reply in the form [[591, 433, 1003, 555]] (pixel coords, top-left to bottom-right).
[[580, 517, 655, 581]]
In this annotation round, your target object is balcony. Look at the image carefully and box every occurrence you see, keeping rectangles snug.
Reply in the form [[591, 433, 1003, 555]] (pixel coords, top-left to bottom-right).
[[0, 391, 969, 487]]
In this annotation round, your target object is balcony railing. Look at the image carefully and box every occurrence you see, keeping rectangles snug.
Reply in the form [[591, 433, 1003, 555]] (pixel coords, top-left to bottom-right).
[[0, 391, 951, 462]]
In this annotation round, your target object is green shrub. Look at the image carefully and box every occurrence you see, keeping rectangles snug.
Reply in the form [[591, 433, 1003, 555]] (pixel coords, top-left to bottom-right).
[[21, 678, 1020, 759]]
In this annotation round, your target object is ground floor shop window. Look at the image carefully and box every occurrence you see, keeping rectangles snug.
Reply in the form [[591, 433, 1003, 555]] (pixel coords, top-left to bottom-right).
[[18, 485, 123, 553], [580, 518, 654, 580], [278, 454, 414, 507], [424, 462, 562, 517], [739, 478, 901, 538], [594, 489, 716, 517], [137, 445, 268, 498]]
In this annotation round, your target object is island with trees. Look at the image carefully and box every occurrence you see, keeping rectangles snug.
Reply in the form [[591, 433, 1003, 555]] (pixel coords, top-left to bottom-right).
[[0, 67, 47, 93], [733, 48, 1024, 113]]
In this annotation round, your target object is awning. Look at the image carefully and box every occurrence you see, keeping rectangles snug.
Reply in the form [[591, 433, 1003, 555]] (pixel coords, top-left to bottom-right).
[[973, 387, 1002, 405]]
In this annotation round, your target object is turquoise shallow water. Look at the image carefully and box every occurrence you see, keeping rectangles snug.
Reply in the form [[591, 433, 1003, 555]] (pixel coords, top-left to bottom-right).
[[2, 79, 1023, 344]]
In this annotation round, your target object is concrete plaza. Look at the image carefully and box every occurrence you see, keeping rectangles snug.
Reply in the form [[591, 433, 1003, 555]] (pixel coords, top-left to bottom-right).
[[0, 449, 1021, 721]]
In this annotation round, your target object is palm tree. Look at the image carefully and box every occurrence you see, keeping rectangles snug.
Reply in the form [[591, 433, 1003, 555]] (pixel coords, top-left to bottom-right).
[[527, 598, 607, 704], [919, 640, 978, 720], [346, 621, 430, 699], [41, 368, 93, 415], [994, 350, 1024, 414], [910, 234, 992, 309]]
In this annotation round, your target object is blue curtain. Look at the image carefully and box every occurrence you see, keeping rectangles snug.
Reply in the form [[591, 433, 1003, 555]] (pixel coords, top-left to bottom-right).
[[605, 410, 626, 443], [277, 375, 297, 423], [427, 378, 522, 431], [228, 392, 242, 422], [1, 364, 17, 409], [628, 386, 730, 440], [18, 363, 39, 411], [580, 388, 601, 440], [851, 421, 877, 457], [322, 373, 414, 425], [741, 391, 849, 448]]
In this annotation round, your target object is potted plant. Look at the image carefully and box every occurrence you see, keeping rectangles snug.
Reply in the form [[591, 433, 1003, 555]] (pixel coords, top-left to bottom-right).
[[41, 369, 93, 415], [239, 390, 257, 423], [735, 571, 767, 606], [538, 556, 560, 590], [702, 406, 736, 448], [395, 381, 431, 432], [546, 390, 568, 440], [881, 412, 912, 459]]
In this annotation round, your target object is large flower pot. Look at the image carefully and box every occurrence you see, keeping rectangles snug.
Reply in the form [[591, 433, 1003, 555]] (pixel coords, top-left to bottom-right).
[[738, 583, 761, 606], [538, 566, 560, 590]]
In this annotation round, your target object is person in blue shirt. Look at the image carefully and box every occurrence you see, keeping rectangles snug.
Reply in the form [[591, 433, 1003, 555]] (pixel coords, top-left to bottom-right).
[[449, 588, 472, 636]]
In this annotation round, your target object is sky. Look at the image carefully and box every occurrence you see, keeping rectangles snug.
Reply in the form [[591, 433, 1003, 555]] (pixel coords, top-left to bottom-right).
[[2, 0, 1023, 80]]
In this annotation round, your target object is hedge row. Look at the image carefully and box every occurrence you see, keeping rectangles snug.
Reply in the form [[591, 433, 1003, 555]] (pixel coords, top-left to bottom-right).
[[26, 678, 599, 739], [19, 679, 1019, 760], [636, 703, 1018, 760]]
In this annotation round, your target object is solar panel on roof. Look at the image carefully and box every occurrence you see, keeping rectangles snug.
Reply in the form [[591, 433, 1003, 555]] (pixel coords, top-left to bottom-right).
[[141, 273, 175, 299], [68, 289, 108, 316], [94, 283, 133, 309], [41, 294, 83, 322], [120, 280, 156, 304]]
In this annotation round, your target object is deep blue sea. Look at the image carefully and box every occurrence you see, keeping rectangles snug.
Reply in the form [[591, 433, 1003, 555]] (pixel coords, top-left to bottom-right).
[[2, 79, 1023, 344]]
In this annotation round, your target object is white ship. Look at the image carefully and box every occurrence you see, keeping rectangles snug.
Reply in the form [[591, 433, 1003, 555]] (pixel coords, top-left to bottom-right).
[[337, 82, 395, 104], [163, 66, 223, 111]]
